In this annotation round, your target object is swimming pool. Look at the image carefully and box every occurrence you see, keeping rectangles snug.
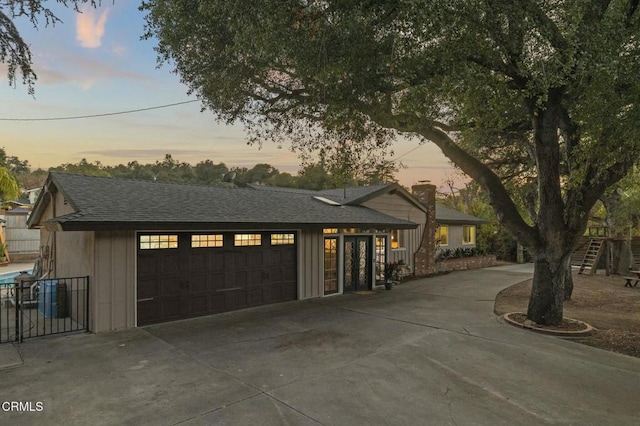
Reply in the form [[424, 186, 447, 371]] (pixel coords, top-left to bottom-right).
[[0, 271, 33, 287]]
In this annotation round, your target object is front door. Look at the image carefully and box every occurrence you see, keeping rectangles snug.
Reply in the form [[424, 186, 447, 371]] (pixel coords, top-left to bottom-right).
[[343, 236, 371, 292]]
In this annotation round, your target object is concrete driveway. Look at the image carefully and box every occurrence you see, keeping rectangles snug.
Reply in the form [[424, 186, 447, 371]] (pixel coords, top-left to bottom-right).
[[1, 264, 639, 425]]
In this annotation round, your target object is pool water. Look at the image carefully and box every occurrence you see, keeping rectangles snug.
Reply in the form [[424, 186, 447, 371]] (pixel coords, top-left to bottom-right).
[[0, 271, 33, 287]]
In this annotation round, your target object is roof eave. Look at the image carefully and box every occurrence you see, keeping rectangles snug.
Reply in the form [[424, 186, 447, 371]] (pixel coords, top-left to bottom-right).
[[53, 220, 419, 232], [346, 183, 429, 213]]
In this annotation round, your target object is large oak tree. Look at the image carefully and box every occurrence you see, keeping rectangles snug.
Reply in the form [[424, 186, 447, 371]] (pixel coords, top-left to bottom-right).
[[1, 0, 97, 94], [142, 0, 640, 325]]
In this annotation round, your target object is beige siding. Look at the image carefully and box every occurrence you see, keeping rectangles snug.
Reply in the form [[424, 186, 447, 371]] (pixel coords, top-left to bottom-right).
[[298, 229, 324, 299], [52, 231, 94, 332], [55, 231, 94, 278], [362, 193, 427, 273], [437, 224, 477, 251], [93, 231, 136, 332]]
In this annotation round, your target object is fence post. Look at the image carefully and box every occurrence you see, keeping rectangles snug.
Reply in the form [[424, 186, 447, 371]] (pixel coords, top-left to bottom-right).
[[85, 276, 90, 332], [14, 281, 20, 343]]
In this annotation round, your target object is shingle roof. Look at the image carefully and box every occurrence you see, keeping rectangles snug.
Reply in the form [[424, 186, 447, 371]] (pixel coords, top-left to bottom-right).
[[252, 183, 428, 212], [31, 173, 418, 231], [435, 204, 487, 224]]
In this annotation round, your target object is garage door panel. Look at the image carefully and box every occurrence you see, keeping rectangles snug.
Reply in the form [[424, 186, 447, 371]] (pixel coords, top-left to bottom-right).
[[224, 252, 235, 269], [209, 253, 225, 271], [225, 290, 247, 310], [138, 256, 160, 275], [160, 278, 183, 296], [247, 288, 264, 305], [248, 270, 264, 286], [210, 293, 226, 311], [234, 270, 247, 287], [282, 267, 296, 281], [138, 278, 158, 299], [209, 273, 225, 291], [248, 251, 263, 267], [282, 250, 296, 265], [270, 268, 283, 282], [137, 300, 159, 324], [190, 275, 207, 293], [230, 252, 242, 268], [269, 251, 282, 265], [159, 253, 181, 274], [138, 231, 297, 326], [160, 298, 184, 320], [190, 252, 207, 271], [189, 296, 208, 315]]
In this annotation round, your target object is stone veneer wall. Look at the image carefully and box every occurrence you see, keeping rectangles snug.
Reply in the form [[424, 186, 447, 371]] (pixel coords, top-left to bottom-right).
[[412, 183, 436, 275], [435, 255, 497, 273]]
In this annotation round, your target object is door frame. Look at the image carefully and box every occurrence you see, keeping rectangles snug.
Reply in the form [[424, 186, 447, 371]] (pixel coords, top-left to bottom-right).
[[343, 235, 373, 292]]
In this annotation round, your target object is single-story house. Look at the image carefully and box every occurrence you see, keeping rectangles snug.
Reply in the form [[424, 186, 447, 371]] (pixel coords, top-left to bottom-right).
[[28, 173, 438, 332], [435, 204, 487, 251]]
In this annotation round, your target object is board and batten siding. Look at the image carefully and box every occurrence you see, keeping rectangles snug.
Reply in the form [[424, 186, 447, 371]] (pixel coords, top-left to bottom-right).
[[93, 230, 136, 332], [298, 228, 324, 299], [362, 193, 427, 273], [5, 214, 40, 254], [438, 224, 476, 251]]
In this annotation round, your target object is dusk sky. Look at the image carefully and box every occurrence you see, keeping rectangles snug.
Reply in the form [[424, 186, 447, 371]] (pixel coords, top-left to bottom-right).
[[0, 2, 459, 188]]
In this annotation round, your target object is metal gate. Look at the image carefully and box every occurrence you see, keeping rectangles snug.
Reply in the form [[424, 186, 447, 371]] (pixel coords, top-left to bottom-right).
[[1, 276, 89, 344]]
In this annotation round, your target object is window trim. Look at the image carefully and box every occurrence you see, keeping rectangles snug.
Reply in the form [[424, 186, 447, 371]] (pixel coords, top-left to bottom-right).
[[139, 234, 179, 250], [390, 229, 405, 250], [436, 225, 449, 246], [271, 233, 295, 245], [234, 233, 262, 247], [462, 225, 476, 245], [191, 234, 224, 248]]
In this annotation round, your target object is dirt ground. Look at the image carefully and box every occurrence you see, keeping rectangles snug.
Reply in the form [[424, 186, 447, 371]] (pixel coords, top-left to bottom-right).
[[494, 272, 640, 358]]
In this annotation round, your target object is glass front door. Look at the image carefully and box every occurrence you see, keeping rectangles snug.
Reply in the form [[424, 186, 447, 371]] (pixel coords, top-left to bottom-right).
[[324, 237, 339, 295], [344, 236, 371, 292]]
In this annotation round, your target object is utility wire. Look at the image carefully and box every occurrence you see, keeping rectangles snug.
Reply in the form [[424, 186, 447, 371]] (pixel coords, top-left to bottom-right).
[[0, 100, 200, 121], [392, 143, 424, 161]]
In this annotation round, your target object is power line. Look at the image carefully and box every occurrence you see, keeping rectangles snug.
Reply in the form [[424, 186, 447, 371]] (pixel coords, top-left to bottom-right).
[[392, 143, 424, 161], [0, 100, 200, 121]]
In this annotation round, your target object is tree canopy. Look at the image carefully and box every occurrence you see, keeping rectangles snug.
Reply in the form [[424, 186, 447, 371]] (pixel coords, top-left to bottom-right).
[[1, 0, 97, 93], [142, 0, 640, 325]]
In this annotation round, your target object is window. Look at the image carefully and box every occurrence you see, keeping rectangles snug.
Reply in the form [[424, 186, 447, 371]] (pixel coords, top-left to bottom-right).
[[324, 238, 339, 295], [323, 228, 338, 234], [436, 225, 448, 246], [375, 236, 387, 283], [462, 225, 476, 245], [390, 230, 405, 249], [191, 234, 223, 248], [271, 233, 295, 245], [234, 234, 262, 246], [139, 234, 178, 250]]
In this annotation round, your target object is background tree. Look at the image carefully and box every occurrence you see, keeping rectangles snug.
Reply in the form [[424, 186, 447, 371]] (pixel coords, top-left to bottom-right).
[[1, 1, 97, 93], [50, 159, 110, 177], [596, 168, 640, 273], [143, 0, 640, 325], [0, 167, 20, 201]]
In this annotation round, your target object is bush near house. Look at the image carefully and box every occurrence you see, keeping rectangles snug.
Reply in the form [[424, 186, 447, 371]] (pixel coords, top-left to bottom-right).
[[436, 247, 487, 261]]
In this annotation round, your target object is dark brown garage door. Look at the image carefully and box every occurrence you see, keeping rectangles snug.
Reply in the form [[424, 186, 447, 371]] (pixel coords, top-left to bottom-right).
[[137, 232, 297, 325]]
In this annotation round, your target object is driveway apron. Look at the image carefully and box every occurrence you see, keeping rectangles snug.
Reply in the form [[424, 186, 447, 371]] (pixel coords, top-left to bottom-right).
[[1, 264, 639, 425]]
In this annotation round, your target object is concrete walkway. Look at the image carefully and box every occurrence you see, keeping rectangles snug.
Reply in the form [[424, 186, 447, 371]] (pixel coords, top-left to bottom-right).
[[1, 265, 639, 425]]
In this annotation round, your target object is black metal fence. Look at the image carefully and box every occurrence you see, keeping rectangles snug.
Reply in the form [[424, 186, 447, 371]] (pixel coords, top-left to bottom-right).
[[1, 276, 89, 344]]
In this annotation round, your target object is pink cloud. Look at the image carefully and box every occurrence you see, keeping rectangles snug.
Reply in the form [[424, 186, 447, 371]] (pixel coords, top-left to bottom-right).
[[76, 7, 110, 48]]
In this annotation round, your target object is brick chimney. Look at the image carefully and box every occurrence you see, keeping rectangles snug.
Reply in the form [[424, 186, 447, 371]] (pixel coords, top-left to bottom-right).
[[412, 183, 436, 275]]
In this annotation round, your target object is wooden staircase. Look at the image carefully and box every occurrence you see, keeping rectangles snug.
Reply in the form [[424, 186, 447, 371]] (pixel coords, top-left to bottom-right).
[[578, 239, 605, 275]]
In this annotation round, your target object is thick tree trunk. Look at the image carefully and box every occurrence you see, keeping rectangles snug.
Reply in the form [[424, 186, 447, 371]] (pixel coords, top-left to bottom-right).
[[527, 253, 571, 325], [563, 261, 573, 301], [611, 239, 633, 273]]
